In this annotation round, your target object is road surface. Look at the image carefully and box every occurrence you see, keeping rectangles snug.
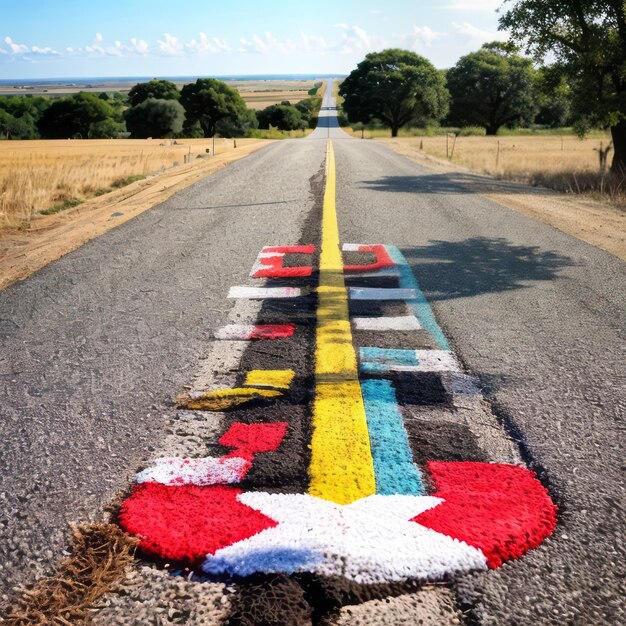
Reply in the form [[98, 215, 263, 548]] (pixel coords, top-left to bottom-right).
[[0, 81, 624, 625]]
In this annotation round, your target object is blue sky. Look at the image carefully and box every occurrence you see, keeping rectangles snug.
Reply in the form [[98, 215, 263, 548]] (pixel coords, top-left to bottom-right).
[[0, 0, 508, 79]]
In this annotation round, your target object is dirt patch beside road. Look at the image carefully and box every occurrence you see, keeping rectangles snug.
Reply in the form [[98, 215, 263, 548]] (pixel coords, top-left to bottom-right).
[[379, 138, 626, 261], [0, 139, 269, 291]]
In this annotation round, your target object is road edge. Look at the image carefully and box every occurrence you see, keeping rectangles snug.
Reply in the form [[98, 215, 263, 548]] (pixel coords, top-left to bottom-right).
[[0, 139, 272, 292]]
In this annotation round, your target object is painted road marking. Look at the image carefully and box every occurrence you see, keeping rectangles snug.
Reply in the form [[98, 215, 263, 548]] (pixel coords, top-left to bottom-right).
[[360, 348, 461, 374], [361, 378, 425, 496], [244, 369, 295, 390], [250, 245, 315, 278], [386, 245, 451, 350], [176, 386, 282, 411], [118, 138, 557, 604], [349, 287, 418, 300], [137, 456, 249, 486], [352, 315, 422, 331], [343, 243, 395, 273], [215, 323, 295, 340], [228, 286, 303, 299], [308, 140, 376, 505]]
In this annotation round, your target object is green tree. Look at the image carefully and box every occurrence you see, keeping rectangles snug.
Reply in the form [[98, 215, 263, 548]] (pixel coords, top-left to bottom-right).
[[124, 98, 185, 138], [340, 49, 449, 137], [215, 107, 259, 137], [128, 79, 180, 107], [88, 118, 123, 139], [180, 78, 247, 138], [446, 42, 537, 135], [257, 104, 307, 131], [500, 0, 626, 172], [0, 95, 49, 121], [37, 92, 114, 139], [0, 109, 39, 139], [534, 66, 571, 128]]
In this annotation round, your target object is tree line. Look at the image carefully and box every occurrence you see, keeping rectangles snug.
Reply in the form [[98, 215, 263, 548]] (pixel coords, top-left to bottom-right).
[[340, 0, 624, 172], [0, 79, 323, 140], [340, 43, 565, 137]]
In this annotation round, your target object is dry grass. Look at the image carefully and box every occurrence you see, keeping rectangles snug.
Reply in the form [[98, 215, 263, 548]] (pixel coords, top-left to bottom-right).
[[239, 89, 313, 110], [347, 130, 624, 205], [0, 138, 241, 228], [2, 523, 138, 626]]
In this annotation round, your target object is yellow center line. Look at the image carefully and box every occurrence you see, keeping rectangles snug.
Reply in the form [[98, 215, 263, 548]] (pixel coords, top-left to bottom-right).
[[307, 140, 376, 505]]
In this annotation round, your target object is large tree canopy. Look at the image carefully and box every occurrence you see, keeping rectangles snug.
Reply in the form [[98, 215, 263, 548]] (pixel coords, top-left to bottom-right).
[[124, 98, 185, 138], [446, 42, 537, 135], [180, 79, 247, 138], [37, 92, 114, 139], [257, 104, 307, 131], [128, 79, 180, 107], [340, 49, 449, 136], [500, 0, 626, 172]]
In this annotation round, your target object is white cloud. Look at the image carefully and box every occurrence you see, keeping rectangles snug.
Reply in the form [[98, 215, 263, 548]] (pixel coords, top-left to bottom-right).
[[157, 33, 184, 56], [130, 38, 149, 54], [4, 36, 30, 54], [30, 45, 60, 55], [411, 25, 439, 48], [3, 36, 60, 57], [238, 32, 300, 55], [452, 21, 508, 44], [95, 33, 104, 43], [187, 32, 231, 54], [334, 24, 380, 55], [302, 33, 330, 53]]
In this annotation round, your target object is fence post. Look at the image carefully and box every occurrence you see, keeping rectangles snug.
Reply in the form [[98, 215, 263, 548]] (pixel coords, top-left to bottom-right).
[[450, 134, 458, 160]]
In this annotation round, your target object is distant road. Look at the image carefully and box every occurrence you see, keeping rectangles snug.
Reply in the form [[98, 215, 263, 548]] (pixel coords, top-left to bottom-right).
[[1, 80, 624, 625]]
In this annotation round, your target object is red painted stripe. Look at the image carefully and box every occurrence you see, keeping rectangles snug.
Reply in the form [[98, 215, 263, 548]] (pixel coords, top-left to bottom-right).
[[414, 461, 558, 568], [251, 245, 315, 278], [344, 244, 395, 272], [253, 262, 313, 278], [249, 324, 295, 339], [264, 245, 315, 254]]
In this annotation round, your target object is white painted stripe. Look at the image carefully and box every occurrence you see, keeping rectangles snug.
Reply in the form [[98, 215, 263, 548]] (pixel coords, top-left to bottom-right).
[[349, 287, 418, 301], [214, 324, 255, 340], [342, 243, 362, 251], [229, 286, 302, 299], [353, 316, 422, 331], [351, 267, 400, 278], [415, 350, 461, 371], [137, 456, 248, 486], [388, 350, 460, 372]]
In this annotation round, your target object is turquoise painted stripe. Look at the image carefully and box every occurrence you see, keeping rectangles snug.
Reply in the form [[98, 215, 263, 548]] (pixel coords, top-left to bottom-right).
[[360, 347, 419, 366], [360, 347, 419, 375], [361, 378, 425, 495], [385, 246, 450, 350]]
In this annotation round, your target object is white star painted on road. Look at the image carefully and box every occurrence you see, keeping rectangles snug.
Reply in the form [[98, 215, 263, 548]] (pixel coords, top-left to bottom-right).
[[201, 493, 487, 584]]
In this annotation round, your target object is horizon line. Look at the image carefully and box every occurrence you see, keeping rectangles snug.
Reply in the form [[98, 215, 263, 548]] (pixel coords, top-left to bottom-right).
[[0, 73, 346, 83]]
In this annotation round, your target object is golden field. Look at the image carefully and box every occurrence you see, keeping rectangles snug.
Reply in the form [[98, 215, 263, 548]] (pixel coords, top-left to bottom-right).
[[0, 137, 258, 228], [345, 129, 619, 201]]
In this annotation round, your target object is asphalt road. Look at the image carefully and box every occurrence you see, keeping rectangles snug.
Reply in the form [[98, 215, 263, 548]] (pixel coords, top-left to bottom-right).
[[1, 82, 624, 624]]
